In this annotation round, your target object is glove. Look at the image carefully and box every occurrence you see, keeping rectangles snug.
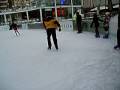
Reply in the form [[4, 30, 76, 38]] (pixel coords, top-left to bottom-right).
[[59, 28, 61, 31]]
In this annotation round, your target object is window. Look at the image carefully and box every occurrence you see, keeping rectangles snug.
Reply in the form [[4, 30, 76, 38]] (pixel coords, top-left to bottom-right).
[[56, 0, 71, 5], [73, 0, 81, 5]]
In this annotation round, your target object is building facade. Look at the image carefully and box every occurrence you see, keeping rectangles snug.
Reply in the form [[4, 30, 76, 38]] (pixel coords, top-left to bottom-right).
[[0, 0, 8, 10], [0, 0, 82, 25], [0, 0, 119, 25], [82, 0, 119, 8]]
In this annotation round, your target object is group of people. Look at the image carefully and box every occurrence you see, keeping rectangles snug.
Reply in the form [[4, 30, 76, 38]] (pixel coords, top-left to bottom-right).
[[76, 11, 111, 38], [90, 12, 120, 49], [76, 11, 120, 50], [90, 12, 110, 38], [9, 12, 120, 50]]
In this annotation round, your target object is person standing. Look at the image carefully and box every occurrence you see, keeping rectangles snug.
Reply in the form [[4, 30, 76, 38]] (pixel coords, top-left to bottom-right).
[[114, 6, 120, 49], [103, 12, 111, 39], [43, 16, 61, 50], [76, 12, 82, 33], [114, 27, 120, 49], [10, 21, 20, 36], [90, 13, 100, 38]]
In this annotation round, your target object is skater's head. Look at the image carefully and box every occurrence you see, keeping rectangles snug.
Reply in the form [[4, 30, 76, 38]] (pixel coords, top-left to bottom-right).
[[76, 12, 79, 16], [46, 16, 54, 21], [105, 12, 110, 16]]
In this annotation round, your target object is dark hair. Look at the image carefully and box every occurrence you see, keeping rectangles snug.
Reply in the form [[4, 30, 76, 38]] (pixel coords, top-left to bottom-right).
[[76, 12, 79, 15], [45, 16, 54, 21]]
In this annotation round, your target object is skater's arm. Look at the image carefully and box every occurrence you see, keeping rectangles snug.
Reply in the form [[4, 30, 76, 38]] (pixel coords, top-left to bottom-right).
[[54, 20, 60, 27], [54, 20, 61, 31]]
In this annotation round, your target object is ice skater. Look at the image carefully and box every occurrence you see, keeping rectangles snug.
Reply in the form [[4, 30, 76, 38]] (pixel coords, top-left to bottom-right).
[[43, 16, 61, 50], [76, 12, 82, 33], [91, 13, 101, 38], [10, 21, 20, 36], [114, 29, 120, 50]]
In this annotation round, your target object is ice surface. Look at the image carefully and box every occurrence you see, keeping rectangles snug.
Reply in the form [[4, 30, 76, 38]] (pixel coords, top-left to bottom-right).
[[0, 29, 120, 90]]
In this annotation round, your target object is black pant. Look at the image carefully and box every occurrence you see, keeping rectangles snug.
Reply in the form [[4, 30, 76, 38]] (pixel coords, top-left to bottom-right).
[[47, 29, 58, 49], [117, 29, 120, 47], [95, 26, 100, 37], [77, 23, 82, 33]]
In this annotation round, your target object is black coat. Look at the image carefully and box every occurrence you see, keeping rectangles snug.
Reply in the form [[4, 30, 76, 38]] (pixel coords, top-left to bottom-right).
[[10, 23, 17, 30], [91, 14, 100, 27], [76, 14, 82, 25]]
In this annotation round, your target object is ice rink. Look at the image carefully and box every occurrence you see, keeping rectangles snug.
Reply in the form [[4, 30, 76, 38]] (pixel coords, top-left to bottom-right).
[[0, 29, 120, 90]]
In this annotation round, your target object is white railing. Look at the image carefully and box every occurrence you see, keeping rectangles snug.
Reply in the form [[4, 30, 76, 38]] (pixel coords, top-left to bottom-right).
[[60, 20, 73, 31]]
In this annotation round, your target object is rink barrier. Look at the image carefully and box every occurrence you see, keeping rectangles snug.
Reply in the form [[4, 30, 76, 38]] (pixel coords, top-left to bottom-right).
[[60, 20, 73, 31], [109, 15, 118, 36], [22, 23, 28, 30], [0, 25, 9, 31], [108, 15, 118, 44], [20, 20, 73, 31]]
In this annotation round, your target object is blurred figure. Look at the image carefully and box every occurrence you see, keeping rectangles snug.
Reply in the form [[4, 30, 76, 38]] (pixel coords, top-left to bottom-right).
[[76, 12, 82, 33], [114, 29, 120, 49], [10, 21, 20, 36], [114, 7, 120, 50], [91, 13, 100, 38], [114, 28, 120, 49], [43, 16, 61, 50], [103, 12, 111, 39]]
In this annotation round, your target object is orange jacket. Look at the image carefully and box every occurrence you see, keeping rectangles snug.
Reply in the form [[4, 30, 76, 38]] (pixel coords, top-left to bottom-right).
[[43, 19, 60, 29]]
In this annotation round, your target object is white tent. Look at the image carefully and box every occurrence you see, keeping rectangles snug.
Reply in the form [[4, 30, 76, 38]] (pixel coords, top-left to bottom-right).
[[113, 4, 119, 8], [90, 6, 108, 11], [90, 4, 119, 12]]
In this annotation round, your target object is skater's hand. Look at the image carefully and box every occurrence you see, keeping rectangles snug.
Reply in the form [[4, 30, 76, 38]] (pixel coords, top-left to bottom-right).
[[59, 28, 61, 32]]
